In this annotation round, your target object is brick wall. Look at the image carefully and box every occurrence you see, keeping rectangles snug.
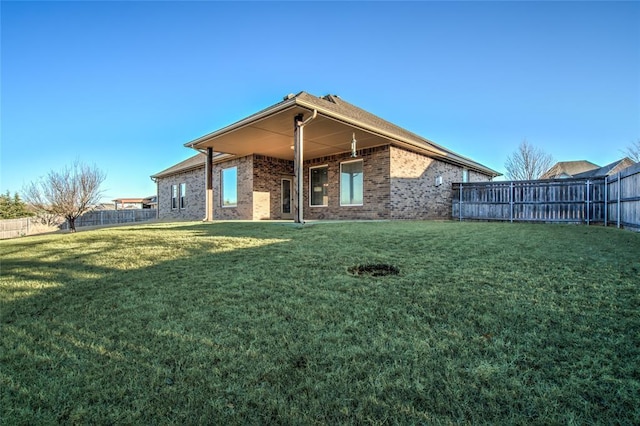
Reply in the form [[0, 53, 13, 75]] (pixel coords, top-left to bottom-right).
[[389, 146, 491, 219], [302, 146, 391, 220], [253, 155, 294, 219], [157, 166, 205, 220], [212, 155, 254, 220], [158, 146, 492, 222]]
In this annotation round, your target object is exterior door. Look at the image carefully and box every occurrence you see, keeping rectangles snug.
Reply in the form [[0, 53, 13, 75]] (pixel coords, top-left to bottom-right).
[[281, 178, 294, 219]]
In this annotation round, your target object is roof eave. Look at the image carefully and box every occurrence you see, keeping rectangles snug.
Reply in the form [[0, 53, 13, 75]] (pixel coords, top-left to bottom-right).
[[185, 94, 501, 178], [185, 98, 299, 149]]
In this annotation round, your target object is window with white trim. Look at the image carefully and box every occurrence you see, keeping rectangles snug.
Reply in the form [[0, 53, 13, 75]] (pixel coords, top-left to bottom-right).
[[222, 167, 237, 207], [309, 166, 328, 206], [462, 169, 469, 183], [179, 183, 186, 209], [171, 184, 178, 209], [340, 160, 363, 206]]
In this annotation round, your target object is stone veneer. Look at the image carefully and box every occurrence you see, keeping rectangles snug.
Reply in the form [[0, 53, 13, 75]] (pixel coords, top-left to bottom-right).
[[156, 166, 205, 220]]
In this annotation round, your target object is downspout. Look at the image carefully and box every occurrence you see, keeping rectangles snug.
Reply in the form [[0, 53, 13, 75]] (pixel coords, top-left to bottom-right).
[[293, 110, 317, 224]]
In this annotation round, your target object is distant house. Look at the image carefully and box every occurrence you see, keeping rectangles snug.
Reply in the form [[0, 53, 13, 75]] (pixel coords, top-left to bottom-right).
[[540, 160, 600, 179], [151, 91, 500, 222], [541, 158, 635, 180], [113, 196, 157, 210], [573, 158, 636, 179]]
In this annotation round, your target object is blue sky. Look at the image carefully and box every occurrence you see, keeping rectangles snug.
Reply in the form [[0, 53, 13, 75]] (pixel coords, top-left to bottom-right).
[[2, 1, 639, 201]]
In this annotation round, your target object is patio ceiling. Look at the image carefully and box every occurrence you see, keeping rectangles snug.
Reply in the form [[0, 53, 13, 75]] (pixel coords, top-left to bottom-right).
[[189, 105, 393, 161]]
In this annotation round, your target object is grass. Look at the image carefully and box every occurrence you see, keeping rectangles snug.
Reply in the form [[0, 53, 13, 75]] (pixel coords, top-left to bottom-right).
[[1, 220, 639, 425]]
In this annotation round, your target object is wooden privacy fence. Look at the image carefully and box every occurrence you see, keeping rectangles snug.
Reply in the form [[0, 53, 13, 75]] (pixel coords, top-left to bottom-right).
[[1, 209, 157, 239], [63, 209, 157, 230], [452, 162, 640, 230]]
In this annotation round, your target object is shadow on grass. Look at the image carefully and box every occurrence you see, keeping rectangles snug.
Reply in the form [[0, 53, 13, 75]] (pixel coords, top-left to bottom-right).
[[1, 221, 639, 424]]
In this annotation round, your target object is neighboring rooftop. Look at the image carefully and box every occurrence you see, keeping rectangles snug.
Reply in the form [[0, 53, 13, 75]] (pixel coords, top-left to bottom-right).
[[541, 157, 636, 180], [540, 160, 600, 179], [573, 157, 636, 178]]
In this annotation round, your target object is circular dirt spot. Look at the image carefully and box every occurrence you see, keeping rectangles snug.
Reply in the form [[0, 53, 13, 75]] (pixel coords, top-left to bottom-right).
[[348, 263, 399, 277]]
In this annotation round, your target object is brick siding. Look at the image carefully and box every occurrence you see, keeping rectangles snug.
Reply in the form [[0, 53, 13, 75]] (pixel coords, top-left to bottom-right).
[[157, 145, 492, 221], [253, 155, 294, 219], [157, 166, 205, 220], [212, 156, 254, 220], [390, 146, 491, 219], [303, 146, 391, 220]]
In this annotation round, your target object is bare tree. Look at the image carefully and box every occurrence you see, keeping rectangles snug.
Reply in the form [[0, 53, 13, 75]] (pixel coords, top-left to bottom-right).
[[505, 139, 554, 180], [24, 161, 106, 232], [621, 139, 640, 162]]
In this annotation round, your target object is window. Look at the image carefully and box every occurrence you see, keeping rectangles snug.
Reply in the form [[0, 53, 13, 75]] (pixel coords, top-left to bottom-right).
[[462, 169, 469, 183], [340, 160, 363, 206], [179, 183, 186, 209], [221, 167, 237, 207], [171, 184, 178, 209], [309, 166, 328, 206]]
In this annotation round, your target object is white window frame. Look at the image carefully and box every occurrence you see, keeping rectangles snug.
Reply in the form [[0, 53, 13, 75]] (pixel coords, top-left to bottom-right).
[[221, 166, 238, 208], [179, 183, 186, 209], [309, 165, 329, 207], [340, 159, 364, 207], [171, 184, 178, 210]]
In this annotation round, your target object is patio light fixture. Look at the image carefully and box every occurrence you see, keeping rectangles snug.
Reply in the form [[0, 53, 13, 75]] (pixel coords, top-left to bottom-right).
[[351, 133, 357, 157]]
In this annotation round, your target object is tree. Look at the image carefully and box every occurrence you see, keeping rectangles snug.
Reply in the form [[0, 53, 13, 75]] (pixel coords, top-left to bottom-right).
[[24, 161, 106, 232], [621, 139, 640, 162], [0, 191, 35, 219], [505, 139, 554, 181]]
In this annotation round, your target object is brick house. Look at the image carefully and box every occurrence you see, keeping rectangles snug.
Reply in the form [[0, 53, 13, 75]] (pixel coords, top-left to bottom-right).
[[151, 92, 500, 222]]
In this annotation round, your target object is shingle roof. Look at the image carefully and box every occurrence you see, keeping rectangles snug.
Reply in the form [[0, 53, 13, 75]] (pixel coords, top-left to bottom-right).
[[573, 158, 636, 178], [540, 160, 599, 179], [185, 91, 500, 177], [151, 153, 206, 179], [294, 92, 497, 174]]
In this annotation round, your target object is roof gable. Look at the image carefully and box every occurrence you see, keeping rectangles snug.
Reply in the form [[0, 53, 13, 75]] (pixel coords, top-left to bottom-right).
[[541, 160, 599, 179], [185, 91, 500, 177], [151, 153, 206, 179]]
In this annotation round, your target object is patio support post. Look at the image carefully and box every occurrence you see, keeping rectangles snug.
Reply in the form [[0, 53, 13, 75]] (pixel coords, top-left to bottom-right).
[[294, 114, 304, 224], [293, 110, 317, 224], [205, 147, 214, 221]]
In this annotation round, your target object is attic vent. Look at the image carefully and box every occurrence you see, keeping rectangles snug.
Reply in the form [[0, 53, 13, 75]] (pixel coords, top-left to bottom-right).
[[283, 93, 295, 101], [322, 94, 340, 104]]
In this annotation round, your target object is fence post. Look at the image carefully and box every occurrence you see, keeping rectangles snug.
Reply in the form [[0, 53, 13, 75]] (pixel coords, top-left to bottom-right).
[[586, 180, 590, 225], [604, 177, 608, 226], [509, 181, 514, 223], [617, 172, 621, 228]]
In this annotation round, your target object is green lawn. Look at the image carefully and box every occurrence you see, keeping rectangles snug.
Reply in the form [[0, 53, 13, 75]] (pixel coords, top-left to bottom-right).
[[1, 221, 639, 425]]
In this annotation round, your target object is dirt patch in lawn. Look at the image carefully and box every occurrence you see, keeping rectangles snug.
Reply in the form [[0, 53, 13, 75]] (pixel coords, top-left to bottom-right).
[[348, 263, 400, 277]]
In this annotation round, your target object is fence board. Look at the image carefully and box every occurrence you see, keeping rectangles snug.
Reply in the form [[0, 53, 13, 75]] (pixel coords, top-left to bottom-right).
[[1, 209, 157, 239], [605, 162, 640, 231], [454, 164, 639, 230], [453, 178, 606, 224]]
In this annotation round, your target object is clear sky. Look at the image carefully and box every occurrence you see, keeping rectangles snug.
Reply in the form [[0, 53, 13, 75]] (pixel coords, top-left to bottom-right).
[[2, 1, 639, 200]]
